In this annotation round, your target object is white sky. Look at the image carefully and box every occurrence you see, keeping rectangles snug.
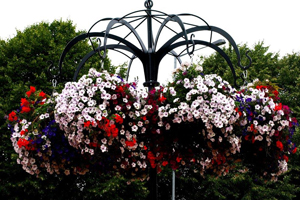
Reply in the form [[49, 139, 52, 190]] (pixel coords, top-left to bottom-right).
[[1, 0, 300, 85]]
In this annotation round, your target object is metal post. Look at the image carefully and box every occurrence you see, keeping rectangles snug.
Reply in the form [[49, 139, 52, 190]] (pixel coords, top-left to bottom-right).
[[172, 170, 175, 200], [172, 57, 177, 200]]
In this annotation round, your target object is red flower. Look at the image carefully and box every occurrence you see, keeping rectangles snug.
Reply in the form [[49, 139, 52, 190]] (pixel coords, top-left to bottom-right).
[[272, 90, 279, 96], [26, 86, 36, 97], [39, 91, 47, 99], [30, 86, 36, 93], [256, 85, 267, 90], [20, 98, 30, 107], [162, 161, 168, 166], [89, 142, 99, 148], [274, 103, 282, 111], [276, 141, 284, 151], [111, 125, 119, 138], [250, 124, 255, 132], [245, 135, 249, 141], [283, 155, 289, 162], [21, 106, 31, 113], [17, 138, 30, 149], [292, 147, 297, 154], [20, 129, 28, 136], [26, 91, 32, 98], [125, 138, 136, 147], [114, 114, 123, 124], [147, 151, 157, 168], [176, 157, 182, 163], [158, 94, 166, 103], [116, 86, 124, 93], [8, 111, 18, 121], [84, 121, 91, 127]]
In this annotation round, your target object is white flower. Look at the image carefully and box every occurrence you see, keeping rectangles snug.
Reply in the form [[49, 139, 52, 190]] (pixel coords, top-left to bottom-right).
[[131, 125, 138, 132], [100, 144, 107, 152]]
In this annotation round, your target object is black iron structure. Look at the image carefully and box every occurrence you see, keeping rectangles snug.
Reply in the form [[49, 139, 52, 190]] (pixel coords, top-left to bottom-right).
[[58, 0, 251, 88], [56, 1, 252, 199]]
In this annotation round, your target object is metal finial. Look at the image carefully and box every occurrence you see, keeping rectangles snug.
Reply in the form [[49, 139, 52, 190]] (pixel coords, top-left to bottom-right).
[[144, 0, 153, 9]]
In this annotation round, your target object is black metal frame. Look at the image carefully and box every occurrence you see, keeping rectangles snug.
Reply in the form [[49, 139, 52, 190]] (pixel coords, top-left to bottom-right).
[[57, 0, 251, 89], [56, 1, 252, 199]]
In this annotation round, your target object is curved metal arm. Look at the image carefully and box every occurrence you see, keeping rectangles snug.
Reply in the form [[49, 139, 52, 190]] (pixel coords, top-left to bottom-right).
[[73, 44, 137, 81], [159, 25, 252, 72], [154, 14, 195, 57], [126, 55, 137, 82], [157, 39, 240, 87], [58, 32, 144, 82], [102, 18, 147, 58]]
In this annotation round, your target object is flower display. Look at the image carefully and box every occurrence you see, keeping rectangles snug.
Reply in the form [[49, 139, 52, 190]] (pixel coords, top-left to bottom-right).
[[142, 62, 241, 176], [7, 87, 89, 176], [233, 80, 298, 181], [54, 68, 151, 178], [7, 65, 298, 182]]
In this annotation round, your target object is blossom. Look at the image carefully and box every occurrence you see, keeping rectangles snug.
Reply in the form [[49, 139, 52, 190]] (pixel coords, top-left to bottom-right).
[[114, 114, 123, 124], [8, 111, 18, 122], [21, 106, 31, 113], [276, 141, 284, 151], [39, 91, 47, 99], [26, 86, 36, 97], [158, 94, 167, 103]]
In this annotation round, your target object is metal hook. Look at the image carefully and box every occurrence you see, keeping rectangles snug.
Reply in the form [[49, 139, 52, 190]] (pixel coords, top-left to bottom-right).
[[188, 34, 195, 58], [96, 38, 106, 60], [238, 50, 252, 70], [47, 61, 60, 79]]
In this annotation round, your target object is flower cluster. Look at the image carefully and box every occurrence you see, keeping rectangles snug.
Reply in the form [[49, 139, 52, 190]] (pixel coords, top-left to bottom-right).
[[137, 62, 241, 176], [54, 68, 152, 178], [233, 80, 298, 181], [7, 87, 89, 177]]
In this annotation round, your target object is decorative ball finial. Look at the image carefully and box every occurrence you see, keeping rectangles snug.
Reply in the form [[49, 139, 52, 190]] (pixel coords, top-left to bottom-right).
[[144, 0, 153, 9]]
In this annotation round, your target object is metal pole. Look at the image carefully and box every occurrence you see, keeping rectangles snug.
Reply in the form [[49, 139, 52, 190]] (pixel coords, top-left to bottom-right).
[[172, 56, 177, 200], [172, 170, 175, 200]]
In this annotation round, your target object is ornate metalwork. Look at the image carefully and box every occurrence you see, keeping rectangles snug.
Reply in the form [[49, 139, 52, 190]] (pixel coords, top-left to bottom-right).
[[56, 1, 252, 199], [58, 0, 251, 88]]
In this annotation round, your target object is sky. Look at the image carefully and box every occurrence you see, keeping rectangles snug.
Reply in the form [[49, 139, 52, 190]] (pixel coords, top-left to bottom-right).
[[1, 0, 300, 85]]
